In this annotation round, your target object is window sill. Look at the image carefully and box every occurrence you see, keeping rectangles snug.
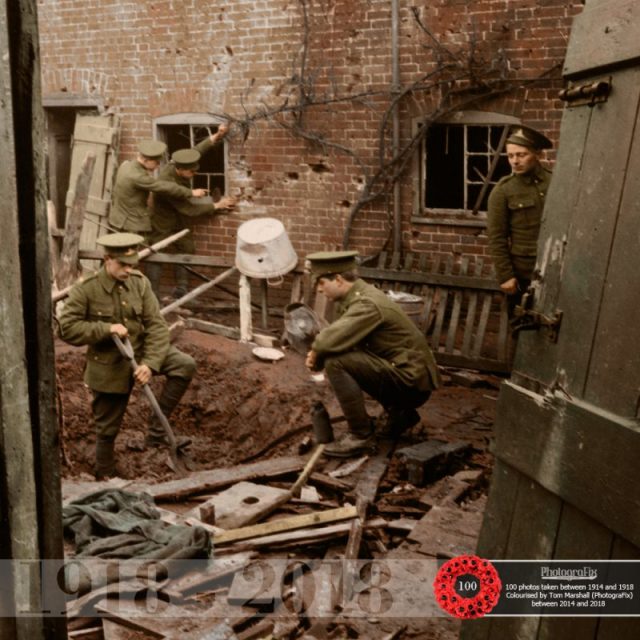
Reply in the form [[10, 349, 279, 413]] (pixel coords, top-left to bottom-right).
[[411, 215, 487, 228]]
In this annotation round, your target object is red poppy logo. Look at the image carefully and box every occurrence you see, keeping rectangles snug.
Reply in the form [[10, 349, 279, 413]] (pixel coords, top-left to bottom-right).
[[433, 555, 502, 619]]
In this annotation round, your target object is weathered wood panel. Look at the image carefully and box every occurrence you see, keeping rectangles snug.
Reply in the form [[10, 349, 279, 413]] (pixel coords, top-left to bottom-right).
[[563, 0, 640, 78], [495, 381, 640, 549]]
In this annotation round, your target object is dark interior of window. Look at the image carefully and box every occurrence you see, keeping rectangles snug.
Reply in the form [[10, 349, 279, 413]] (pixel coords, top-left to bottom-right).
[[425, 123, 511, 212]]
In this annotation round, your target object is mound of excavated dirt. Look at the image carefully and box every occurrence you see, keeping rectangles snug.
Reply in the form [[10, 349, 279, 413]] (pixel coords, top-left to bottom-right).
[[56, 328, 498, 484], [56, 330, 339, 481]]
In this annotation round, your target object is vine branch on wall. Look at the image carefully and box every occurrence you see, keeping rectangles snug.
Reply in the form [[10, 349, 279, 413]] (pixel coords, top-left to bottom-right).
[[212, 4, 564, 253]]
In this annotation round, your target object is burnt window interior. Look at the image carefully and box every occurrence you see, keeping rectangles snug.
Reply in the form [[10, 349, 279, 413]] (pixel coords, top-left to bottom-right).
[[424, 123, 512, 213], [158, 123, 226, 198]]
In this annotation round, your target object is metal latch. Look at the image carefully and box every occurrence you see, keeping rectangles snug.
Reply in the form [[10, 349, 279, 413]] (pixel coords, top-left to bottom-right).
[[512, 289, 563, 342], [558, 79, 611, 107]]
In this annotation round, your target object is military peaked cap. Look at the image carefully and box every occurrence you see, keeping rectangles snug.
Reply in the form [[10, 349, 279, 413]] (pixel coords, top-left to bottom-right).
[[306, 250, 359, 280], [506, 125, 552, 151], [137, 139, 167, 159], [172, 148, 201, 170], [97, 232, 144, 265]]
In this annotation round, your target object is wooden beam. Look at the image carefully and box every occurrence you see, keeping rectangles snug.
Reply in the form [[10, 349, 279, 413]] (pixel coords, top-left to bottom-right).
[[213, 505, 358, 545], [137, 456, 308, 500], [160, 267, 238, 316]]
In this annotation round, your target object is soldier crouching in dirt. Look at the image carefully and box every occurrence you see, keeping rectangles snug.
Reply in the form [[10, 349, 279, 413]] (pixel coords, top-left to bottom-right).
[[304, 251, 441, 458], [57, 232, 195, 479]]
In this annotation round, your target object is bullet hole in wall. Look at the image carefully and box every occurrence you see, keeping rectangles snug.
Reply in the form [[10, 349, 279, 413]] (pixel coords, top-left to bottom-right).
[[286, 172, 299, 180], [308, 162, 331, 173]]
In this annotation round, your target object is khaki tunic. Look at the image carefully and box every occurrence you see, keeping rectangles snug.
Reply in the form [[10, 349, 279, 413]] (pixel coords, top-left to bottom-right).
[[58, 267, 171, 393], [109, 159, 193, 233], [487, 164, 552, 284], [150, 138, 219, 253], [311, 279, 441, 392], [151, 138, 222, 253]]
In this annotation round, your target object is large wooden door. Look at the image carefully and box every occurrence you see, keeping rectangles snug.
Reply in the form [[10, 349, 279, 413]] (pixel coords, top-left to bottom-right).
[[462, 1, 640, 638], [64, 113, 120, 258]]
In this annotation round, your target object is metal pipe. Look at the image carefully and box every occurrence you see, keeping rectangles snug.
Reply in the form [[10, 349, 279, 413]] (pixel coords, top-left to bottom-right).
[[391, 0, 402, 254]]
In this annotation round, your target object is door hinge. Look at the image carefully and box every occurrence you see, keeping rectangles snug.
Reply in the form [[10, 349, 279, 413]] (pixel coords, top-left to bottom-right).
[[558, 78, 611, 107], [512, 289, 563, 342]]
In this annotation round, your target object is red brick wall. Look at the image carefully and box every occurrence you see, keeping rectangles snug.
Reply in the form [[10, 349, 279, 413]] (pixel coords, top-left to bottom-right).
[[37, 0, 584, 274]]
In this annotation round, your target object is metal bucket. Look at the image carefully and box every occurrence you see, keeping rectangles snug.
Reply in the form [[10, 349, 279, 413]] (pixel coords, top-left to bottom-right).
[[235, 217, 298, 280]]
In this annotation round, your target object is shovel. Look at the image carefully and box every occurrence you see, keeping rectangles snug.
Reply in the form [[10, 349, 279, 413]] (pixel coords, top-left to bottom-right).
[[112, 335, 194, 474]]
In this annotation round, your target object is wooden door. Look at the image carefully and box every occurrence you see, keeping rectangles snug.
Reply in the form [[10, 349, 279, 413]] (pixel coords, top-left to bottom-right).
[[462, 1, 640, 638], [64, 113, 120, 260]]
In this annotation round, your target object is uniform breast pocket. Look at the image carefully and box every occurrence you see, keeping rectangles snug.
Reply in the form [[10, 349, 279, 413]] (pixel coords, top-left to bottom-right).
[[507, 194, 536, 212], [87, 303, 115, 322]]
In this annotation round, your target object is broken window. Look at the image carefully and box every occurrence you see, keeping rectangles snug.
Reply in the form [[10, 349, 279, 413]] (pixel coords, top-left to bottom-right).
[[421, 120, 514, 215], [156, 117, 227, 198]]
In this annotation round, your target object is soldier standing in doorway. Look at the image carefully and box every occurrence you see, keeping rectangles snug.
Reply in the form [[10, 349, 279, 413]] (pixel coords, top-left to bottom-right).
[[487, 125, 553, 319]]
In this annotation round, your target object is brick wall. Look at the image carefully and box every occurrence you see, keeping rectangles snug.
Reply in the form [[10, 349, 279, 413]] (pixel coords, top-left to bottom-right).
[[37, 0, 584, 278]]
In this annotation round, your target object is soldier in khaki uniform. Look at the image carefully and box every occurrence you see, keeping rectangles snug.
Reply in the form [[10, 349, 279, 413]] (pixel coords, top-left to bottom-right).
[[148, 125, 236, 297], [305, 251, 441, 457], [58, 233, 196, 478], [109, 139, 209, 238], [487, 125, 553, 314]]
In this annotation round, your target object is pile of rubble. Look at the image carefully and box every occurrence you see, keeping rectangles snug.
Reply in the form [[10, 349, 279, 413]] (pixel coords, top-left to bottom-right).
[[62, 429, 490, 640]]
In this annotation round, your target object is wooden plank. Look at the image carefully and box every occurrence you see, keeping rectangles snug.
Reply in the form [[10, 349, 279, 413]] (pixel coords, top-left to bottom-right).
[[461, 258, 483, 356], [430, 258, 453, 351], [73, 121, 118, 146], [164, 552, 257, 598], [408, 502, 484, 558], [471, 292, 492, 359], [227, 560, 287, 607], [488, 481, 561, 640], [138, 456, 308, 500], [184, 318, 278, 348], [185, 481, 292, 529], [227, 517, 387, 551], [445, 256, 468, 353], [102, 619, 156, 640], [431, 351, 511, 374], [475, 461, 521, 559], [496, 295, 509, 363], [495, 381, 640, 549], [161, 267, 238, 317], [537, 503, 613, 640], [55, 152, 96, 289], [213, 505, 358, 545], [359, 265, 500, 291]]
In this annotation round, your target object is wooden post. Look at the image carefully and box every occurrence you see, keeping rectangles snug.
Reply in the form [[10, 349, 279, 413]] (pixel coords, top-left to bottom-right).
[[239, 274, 253, 342], [1, 0, 66, 637], [260, 279, 269, 329]]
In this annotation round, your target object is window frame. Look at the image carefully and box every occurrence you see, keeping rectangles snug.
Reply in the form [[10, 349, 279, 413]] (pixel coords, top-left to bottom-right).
[[412, 111, 521, 225], [153, 113, 228, 194]]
